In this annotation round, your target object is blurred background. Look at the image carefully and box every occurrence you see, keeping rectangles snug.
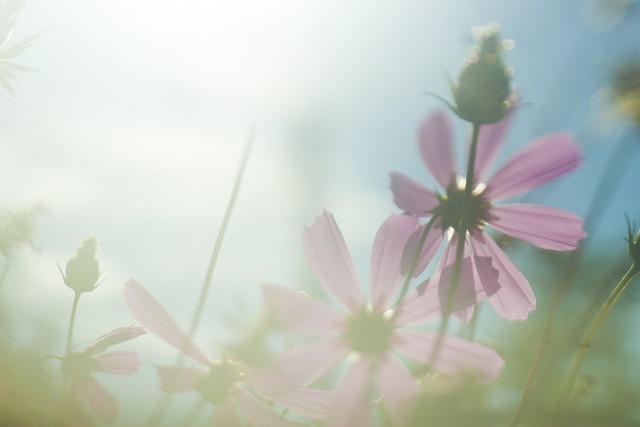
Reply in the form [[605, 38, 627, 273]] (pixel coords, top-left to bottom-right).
[[1, 0, 640, 425]]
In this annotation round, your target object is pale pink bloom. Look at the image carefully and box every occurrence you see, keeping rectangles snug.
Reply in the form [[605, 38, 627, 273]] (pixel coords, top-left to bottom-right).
[[123, 279, 328, 426], [255, 211, 504, 427], [62, 326, 145, 423], [391, 110, 587, 320]]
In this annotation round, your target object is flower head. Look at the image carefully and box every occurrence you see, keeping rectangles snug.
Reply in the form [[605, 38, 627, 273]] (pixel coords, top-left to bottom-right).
[[123, 279, 324, 426], [60, 237, 102, 294], [256, 211, 504, 426], [0, 0, 41, 94], [61, 326, 145, 423], [391, 110, 587, 319]]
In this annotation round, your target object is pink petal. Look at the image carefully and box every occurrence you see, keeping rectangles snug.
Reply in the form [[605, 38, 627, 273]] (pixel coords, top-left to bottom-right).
[[376, 353, 419, 426], [250, 339, 349, 394], [73, 375, 118, 423], [262, 283, 343, 335], [490, 204, 587, 251], [235, 388, 304, 427], [469, 235, 536, 320], [396, 255, 499, 325], [370, 214, 419, 310], [213, 403, 243, 427], [94, 351, 141, 375], [86, 326, 145, 355], [123, 280, 213, 366], [419, 111, 457, 189], [390, 172, 441, 215], [394, 330, 504, 383], [473, 111, 514, 180], [485, 132, 580, 200], [154, 365, 207, 393], [257, 387, 334, 421], [401, 221, 444, 277], [302, 210, 363, 312], [326, 358, 373, 427]]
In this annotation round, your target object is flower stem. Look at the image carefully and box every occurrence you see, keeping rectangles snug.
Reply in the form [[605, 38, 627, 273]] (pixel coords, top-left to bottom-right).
[[65, 291, 81, 354], [429, 122, 481, 366], [393, 215, 438, 309], [555, 262, 640, 411]]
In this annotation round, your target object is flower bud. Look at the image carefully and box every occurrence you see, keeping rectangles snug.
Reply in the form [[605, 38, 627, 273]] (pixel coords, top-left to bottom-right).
[[625, 217, 640, 265], [452, 24, 514, 124], [62, 237, 101, 293]]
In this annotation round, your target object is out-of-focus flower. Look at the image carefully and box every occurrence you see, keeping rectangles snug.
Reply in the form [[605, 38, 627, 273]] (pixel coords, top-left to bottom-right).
[[391, 110, 587, 320], [255, 211, 503, 427], [123, 279, 326, 426], [610, 58, 640, 125], [450, 23, 516, 125], [61, 326, 145, 423], [59, 237, 102, 294], [0, 0, 41, 94]]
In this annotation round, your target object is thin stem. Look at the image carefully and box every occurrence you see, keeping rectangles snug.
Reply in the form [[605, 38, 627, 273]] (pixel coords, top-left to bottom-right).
[[392, 215, 438, 309], [66, 291, 81, 354], [509, 132, 638, 427], [555, 262, 640, 411], [429, 122, 481, 366]]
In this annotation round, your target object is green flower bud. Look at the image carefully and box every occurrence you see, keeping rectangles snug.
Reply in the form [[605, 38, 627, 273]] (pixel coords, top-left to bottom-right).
[[60, 237, 101, 294], [452, 23, 515, 125], [625, 216, 640, 265]]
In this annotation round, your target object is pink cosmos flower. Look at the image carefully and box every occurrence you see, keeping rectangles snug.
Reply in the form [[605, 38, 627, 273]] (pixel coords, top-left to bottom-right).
[[123, 279, 329, 426], [390, 110, 587, 320], [255, 210, 504, 427], [61, 326, 145, 423]]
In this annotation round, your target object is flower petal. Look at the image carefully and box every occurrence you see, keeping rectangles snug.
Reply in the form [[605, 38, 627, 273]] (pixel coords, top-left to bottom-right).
[[390, 172, 441, 216], [401, 221, 444, 278], [376, 353, 419, 426], [419, 111, 457, 189], [469, 235, 536, 320], [302, 210, 363, 312], [262, 283, 343, 335], [490, 204, 586, 250], [94, 351, 141, 375], [123, 280, 213, 366], [326, 358, 373, 427], [257, 387, 334, 421], [86, 326, 145, 355], [250, 339, 349, 394], [485, 132, 580, 200], [370, 214, 419, 310], [154, 365, 206, 393], [396, 255, 499, 325], [213, 403, 243, 427], [235, 388, 304, 427], [73, 375, 118, 423], [473, 111, 514, 180], [394, 330, 504, 383]]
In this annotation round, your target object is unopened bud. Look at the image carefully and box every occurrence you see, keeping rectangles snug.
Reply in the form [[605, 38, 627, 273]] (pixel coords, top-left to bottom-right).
[[62, 237, 101, 293]]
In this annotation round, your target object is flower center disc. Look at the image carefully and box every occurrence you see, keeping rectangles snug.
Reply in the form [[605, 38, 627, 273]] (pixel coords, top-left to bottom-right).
[[434, 180, 492, 233], [196, 359, 244, 404], [344, 310, 394, 356]]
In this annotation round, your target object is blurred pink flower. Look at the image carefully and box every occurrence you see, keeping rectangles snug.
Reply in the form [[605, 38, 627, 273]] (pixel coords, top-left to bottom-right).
[[123, 279, 328, 426], [255, 211, 504, 427], [391, 110, 587, 320], [62, 326, 145, 423]]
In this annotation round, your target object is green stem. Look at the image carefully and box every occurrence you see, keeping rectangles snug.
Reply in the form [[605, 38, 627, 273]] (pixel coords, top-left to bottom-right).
[[556, 262, 640, 410], [429, 122, 481, 366], [66, 291, 81, 354]]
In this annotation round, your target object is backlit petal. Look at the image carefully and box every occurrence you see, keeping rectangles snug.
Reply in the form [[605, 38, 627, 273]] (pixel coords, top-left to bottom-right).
[[86, 326, 145, 355], [394, 330, 504, 383], [302, 210, 363, 312], [376, 353, 419, 426], [401, 221, 444, 278], [485, 132, 580, 200], [74, 376, 118, 423], [371, 214, 419, 310], [490, 204, 586, 250], [213, 403, 243, 427], [390, 172, 441, 216], [326, 358, 373, 427], [123, 280, 213, 366], [236, 388, 304, 427], [419, 111, 457, 189], [469, 235, 536, 320], [94, 351, 141, 375], [262, 283, 343, 335], [473, 112, 513, 180], [155, 365, 206, 393]]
